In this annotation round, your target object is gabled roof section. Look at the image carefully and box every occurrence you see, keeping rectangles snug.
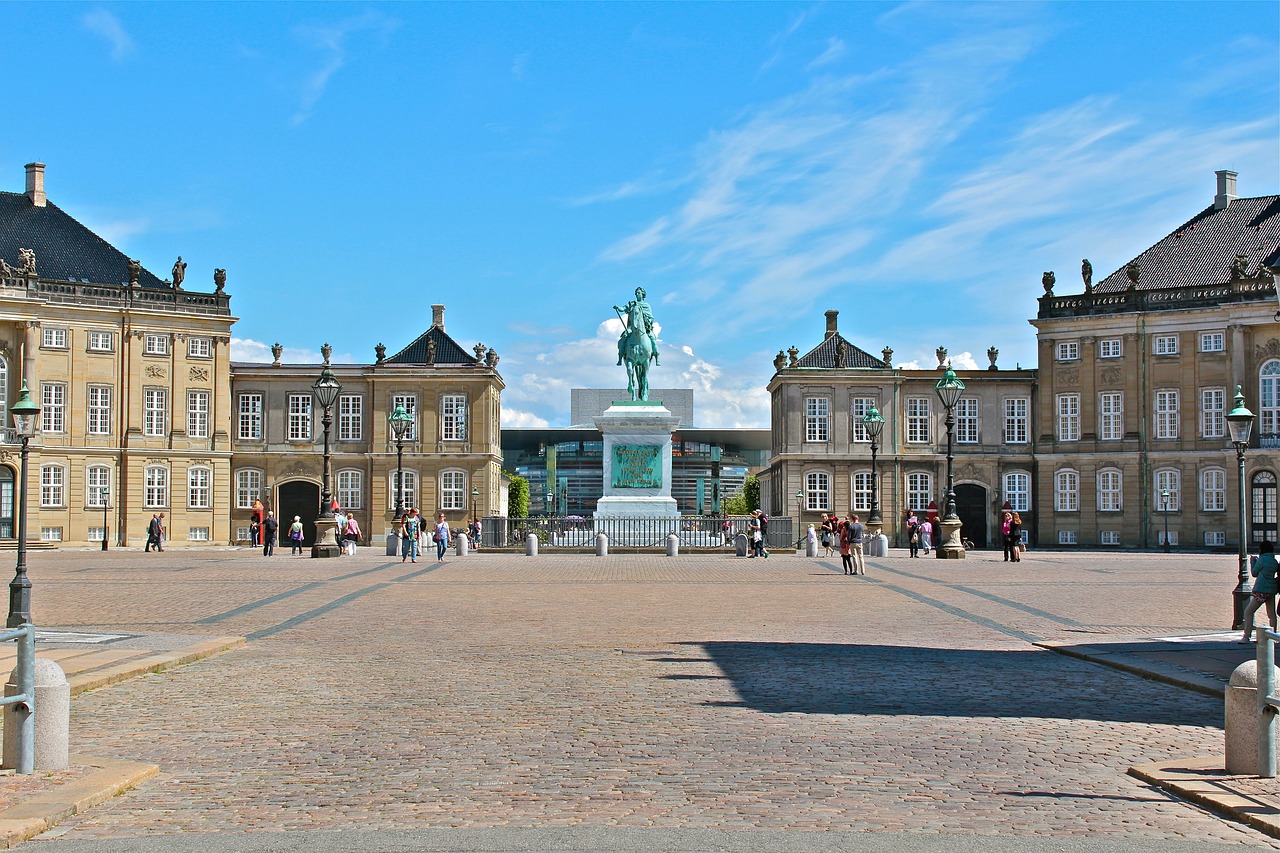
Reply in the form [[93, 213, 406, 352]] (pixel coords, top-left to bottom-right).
[[386, 325, 478, 365], [0, 191, 167, 288], [1094, 195, 1280, 293], [796, 333, 887, 369]]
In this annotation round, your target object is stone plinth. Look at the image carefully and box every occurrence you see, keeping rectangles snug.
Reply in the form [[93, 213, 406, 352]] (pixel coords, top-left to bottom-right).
[[594, 402, 679, 519]]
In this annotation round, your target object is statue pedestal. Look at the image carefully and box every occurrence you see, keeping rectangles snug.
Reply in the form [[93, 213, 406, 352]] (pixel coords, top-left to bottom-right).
[[937, 517, 966, 559], [594, 402, 679, 521]]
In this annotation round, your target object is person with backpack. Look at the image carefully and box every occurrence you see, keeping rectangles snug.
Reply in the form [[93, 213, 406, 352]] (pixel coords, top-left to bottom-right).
[[344, 515, 361, 556], [288, 516, 305, 555], [906, 511, 921, 558], [401, 508, 421, 563], [1242, 540, 1280, 643], [262, 511, 278, 556]]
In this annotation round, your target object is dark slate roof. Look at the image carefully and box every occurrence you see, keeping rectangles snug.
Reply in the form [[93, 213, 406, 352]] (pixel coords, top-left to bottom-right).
[[386, 325, 479, 365], [1094, 195, 1280, 293], [796, 333, 887, 369], [0, 191, 167, 288]]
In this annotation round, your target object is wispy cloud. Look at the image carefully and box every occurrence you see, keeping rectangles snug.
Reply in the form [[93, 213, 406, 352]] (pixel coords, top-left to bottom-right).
[[807, 37, 846, 70], [82, 8, 134, 61], [291, 11, 399, 126], [511, 52, 531, 82]]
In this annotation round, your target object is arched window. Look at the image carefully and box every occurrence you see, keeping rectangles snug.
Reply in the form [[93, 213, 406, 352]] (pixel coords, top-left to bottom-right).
[[440, 470, 467, 511], [40, 465, 65, 508], [337, 469, 363, 510], [906, 472, 932, 511], [1261, 361, 1280, 447], [1096, 468, 1122, 512], [1154, 468, 1181, 512], [188, 467, 212, 509], [1055, 469, 1079, 512], [1253, 472, 1277, 544], [1003, 471, 1030, 512], [852, 471, 873, 512], [144, 466, 169, 509], [805, 471, 830, 511], [235, 470, 263, 509], [87, 466, 111, 507], [1201, 467, 1226, 512]]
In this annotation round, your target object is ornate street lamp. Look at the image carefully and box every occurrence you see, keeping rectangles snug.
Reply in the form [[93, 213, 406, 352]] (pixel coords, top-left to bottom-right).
[[310, 367, 342, 558], [7, 382, 39, 628], [795, 488, 804, 548], [100, 486, 109, 552], [1228, 385, 1256, 629], [934, 367, 966, 559], [863, 405, 885, 525], [387, 404, 412, 522], [1160, 489, 1172, 553], [471, 485, 480, 523]]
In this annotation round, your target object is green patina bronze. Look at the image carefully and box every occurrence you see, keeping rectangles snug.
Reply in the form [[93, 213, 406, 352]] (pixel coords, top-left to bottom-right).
[[613, 287, 660, 401], [612, 444, 663, 489]]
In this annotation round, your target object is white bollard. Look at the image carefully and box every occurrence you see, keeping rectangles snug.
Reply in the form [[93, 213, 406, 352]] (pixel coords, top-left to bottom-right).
[[1226, 659, 1280, 774], [806, 538, 818, 557], [666, 533, 679, 557], [596, 533, 608, 556], [455, 532, 469, 557], [4, 658, 69, 771], [385, 531, 399, 557], [525, 533, 539, 557]]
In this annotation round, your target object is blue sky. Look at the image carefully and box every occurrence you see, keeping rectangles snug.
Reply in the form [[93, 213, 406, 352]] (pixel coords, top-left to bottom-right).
[[4, 2, 1277, 428]]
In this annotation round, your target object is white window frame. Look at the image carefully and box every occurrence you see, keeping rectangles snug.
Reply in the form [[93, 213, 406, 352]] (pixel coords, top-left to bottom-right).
[[1262, 361, 1280, 440], [187, 337, 212, 358], [188, 467, 212, 509], [1058, 530, 1078, 545], [1206, 531, 1227, 547], [1155, 468, 1181, 512], [955, 398, 979, 444], [1097, 468, 1122, 512], [1201, 467, 1226, 512], [390, 470, 418, 512], [41, 383, 65, 434], [238, 393, 263, 441], [442, 395, 467, 442], [187, 391, 210, 439], [906, 472, 932, 511], [144, 333, 169, 356], [87, 385, 112, 435], [1099, 338, 1122, 359], [288, 394, 312, 441], [235, 470, 263, 510], [1199, 332, 1224, 353], [40, 527, 63, 542], [86, 466, 111, 508], [1003, 471, 1030, 513], [441, 470, 467, 511], [337, 469, 363, 510], [88, 330, 113, 352], [852, 471, 873, 512], [1055, 469, 1079, 512], [393, 395, 417, 441], [41, 328, 67, 349], [1201, 388, 1225, 439], [144, 388, 167, 437], [1056, 341, 1079, 362], [850, 397, 876, 443], [1153, 334, 1179, 356], [805, 471, 830, 511], [40, 465, 64, 507], [1099, 530, 1121, 545], [804, 397, 829, 443], [906, 398, 930, 444], [1099, 392, 1123, 441], [145, 466, 169, 508], [338, 395, 363, 442], [188, 527, 210, 542], [1155, 390, 1179, 439], [1056, 394, 1080, 442], [1004, 398, 1028, 444]]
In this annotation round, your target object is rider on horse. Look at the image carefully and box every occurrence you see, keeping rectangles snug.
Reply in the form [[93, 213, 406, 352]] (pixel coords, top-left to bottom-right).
[[613, 287, 660, 366]]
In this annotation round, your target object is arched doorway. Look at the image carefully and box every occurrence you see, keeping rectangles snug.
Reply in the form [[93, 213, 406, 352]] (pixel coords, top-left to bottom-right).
[[1253, 472, 1277, 544], [277, 480, 320, 546], [0, 466, 13, 539], [955, 484, 988, 549]]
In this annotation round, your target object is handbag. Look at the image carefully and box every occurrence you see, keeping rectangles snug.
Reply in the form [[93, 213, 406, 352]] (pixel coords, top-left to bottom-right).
[[1017, 542, 1027, 553], [433, 531, 442, 543]]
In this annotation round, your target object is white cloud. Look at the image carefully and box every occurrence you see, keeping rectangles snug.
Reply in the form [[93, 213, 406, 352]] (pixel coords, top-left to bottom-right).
[[511, 52, 530, 82], [501, 407, 549, 428], [291, 12, 399, 126], [82, 9, 134, 61], [807, 37, 846, 69], [230, 338, 355, 364]]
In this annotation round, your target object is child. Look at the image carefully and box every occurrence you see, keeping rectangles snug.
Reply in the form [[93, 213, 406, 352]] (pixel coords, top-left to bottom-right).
[[1242, 540, 1279, 643]]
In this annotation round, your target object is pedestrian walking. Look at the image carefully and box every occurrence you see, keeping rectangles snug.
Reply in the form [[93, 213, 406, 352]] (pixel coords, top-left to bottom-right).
[[434, 513, 450, 561], [262, 510, 278, 556], [250, 499, 263, 545], [145, 513, 162, 552], [838, 516, 853, 574], [906, 511, 920, 558], [401, 508, 421, 563], [847, 513, 866, 575], [345, 515, 360, 556], [288, 516, 305, 555], [920, 518, 932, 554], [333, 507, 347, 556], [819, 513, 834, 557], [1242, 541, 1280, 643]]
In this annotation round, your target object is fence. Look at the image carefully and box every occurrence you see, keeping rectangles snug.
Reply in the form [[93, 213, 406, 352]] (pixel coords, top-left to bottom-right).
[[481, 515, 794, 550]]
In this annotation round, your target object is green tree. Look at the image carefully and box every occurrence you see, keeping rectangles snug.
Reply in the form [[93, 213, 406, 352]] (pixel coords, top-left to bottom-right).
[[742, 474, 760, 512], [508, 474, 529, 518], [721, 474, 760, 516]]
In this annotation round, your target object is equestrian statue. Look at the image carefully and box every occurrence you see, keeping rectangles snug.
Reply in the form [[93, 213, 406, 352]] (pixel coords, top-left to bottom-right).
[[613, 286, 660, 402]]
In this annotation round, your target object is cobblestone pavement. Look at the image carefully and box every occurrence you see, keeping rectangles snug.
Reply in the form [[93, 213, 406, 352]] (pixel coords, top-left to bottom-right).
[[24, 547, 1280, 845]]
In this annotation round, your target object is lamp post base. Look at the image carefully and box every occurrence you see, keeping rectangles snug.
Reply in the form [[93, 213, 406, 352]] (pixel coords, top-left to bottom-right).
[[1233, 585, 1252, 631], [937, 518, 966, 559], [310, 517, 342, 559]]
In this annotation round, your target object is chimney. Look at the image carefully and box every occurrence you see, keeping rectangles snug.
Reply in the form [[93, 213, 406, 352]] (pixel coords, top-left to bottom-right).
[[1215, 170, 1238, 210], [824, 309, 838, 338], [24, 162, 45, 207], [431, 304, 445, 330]]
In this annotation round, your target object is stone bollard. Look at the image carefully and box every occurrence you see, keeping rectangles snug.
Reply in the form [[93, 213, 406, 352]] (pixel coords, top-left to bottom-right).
[[596, 533, 608, 557], [386, 531, 399, 557], [455, 532, 469, 557], [1226, 659, 1280, 774], [735, 532, 748, 557], [525, 533, 539, 557], [866, 533, 888, 558], [666, 533, 679, 557], [805, 537, 818, 558], [4, 658, 69, 771]]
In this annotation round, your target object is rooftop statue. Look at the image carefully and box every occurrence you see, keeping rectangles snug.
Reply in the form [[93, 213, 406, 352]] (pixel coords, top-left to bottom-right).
[[172, 256, 186, 289], [1081, 259, 1092, 292], [612, 286, 660, 401]]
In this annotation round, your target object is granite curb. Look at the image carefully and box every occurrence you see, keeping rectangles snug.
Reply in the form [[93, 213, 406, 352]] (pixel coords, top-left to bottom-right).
[[1130, 756, 1280, 840], [0, 754, 158, 848], [66, 636, 245, 696], [1035, 640, 1228, 698]]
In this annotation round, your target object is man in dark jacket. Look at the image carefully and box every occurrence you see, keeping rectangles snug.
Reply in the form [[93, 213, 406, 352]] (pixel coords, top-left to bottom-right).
[[262, 511, 279, 556]]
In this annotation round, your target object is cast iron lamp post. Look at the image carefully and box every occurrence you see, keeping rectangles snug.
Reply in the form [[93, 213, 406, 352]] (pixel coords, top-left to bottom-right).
[[1228, 386, 1256, 629], [310, 367, 342, 558], [471, 486, 480, 523], [100, 486, 109, 552], [1160, 489, 1172, 553], [388, 404, 412, 522], [934, 367, 966, 559], [863, 406, 884, 525], [795, 488, 804, 548], [7, 382, 39, 628]]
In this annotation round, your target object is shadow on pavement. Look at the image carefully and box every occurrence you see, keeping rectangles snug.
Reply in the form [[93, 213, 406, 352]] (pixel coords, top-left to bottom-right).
[[686, 641, 1221, 726]]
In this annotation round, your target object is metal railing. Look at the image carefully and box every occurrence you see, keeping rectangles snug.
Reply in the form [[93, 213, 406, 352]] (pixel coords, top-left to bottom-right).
[[481, 515, 794, 550], [0, 624, 35, 774]]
